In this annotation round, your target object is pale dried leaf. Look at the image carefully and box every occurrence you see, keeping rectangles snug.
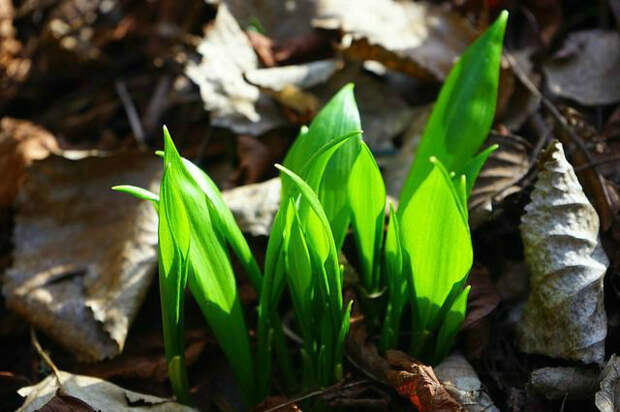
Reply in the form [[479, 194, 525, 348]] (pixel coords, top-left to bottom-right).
[[595, 354, 620, 412], [543, 30, 620, 106], [0, 118, 59, 208], [529, 366, 600, 400], [245, 59, 342, 92], [469, 133, 531, 228], [435, 353, 499, 412], [3, 153, 160, 361], [518, 141, 608, 364], [185, 3, 286, 135], [17, 370, 196, 412], [222, 177, 281, 236], [313, 0, 477, 81]]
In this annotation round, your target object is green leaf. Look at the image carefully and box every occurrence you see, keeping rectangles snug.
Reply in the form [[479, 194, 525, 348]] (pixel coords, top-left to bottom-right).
[[283, 83, 362, 249], [348, 142, 386, 292], [458, 143, 498, 198], [160, 130, 256, 406], [399, 158, 473, 335], [112, 185, 159, 204], [433, 285, 470, 363], [399, 11, 508, 212]]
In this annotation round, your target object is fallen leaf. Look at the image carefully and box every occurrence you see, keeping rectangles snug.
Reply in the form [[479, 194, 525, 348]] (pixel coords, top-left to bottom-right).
[[254, 396, 301, 412], [434, 353, 499, 412], [17, 371, 196, 411], [221, 177, 281, 236], [232, 135, 274, 185], [185, 3, 287, 135], [469, 132, 531, 228], [518, 141, 608, 364], [245, 59, 342, 92], [595, 354, 620, 412], [3, 153, 161, 361], [529, 366, 600, 400], [37, 392, 94, 411], [313, 0, 478, 81], [0, 0, 31, 102], [0, 118, 59, 208], [543, 30, 620, 106], [462, 266, 501, 331]]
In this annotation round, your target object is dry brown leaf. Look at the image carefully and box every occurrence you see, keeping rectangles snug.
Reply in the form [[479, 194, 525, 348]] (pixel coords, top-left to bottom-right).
[[434, 353, 499, 412], [543, 30, 620, 106], [185, 3, 286, 135], [0, 0, 31, 102], [254, 396, 301, 412], [3, 153, 161, 361], [313, 0, 477, 81], [469, 133, 531, 228], [518, 141, 608, 364], [17, 371, 196, 412], [529, 366, 600, 400], [0, 118, 59, 208], [595, 354, 620, 412], [37, 392, 94, 412]]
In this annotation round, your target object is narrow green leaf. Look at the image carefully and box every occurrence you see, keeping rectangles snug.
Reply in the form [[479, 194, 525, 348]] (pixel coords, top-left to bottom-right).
[[112, 185, 159, 203], [400, 159, 473, 333], [458, 143, 498, 198], [433, 286, 470, 363], [399, 11, 508, 212], [348, 142, 386, 292]]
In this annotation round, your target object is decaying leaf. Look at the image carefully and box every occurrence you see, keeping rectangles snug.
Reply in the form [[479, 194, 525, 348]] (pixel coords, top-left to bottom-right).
[[529, 366, 600, 400], [434, 353, 499, 412], [0, 118, 59, 208], [0, 0, 31, 102], [17, 370, 196, 411], [245, 59, 342, 92], [3, 153, 161, 361], [185, 3, 286, 135], [221, 177, 280, 236], [313, 0, 477, 81], [518, 141, 608, 364], [595, 354, 620, 412], [469, 133, 531, 228], [543, 30, 620, 106]]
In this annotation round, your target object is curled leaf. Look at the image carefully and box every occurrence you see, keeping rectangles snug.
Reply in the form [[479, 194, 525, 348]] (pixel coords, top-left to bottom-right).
[[518, 141, 608, 364], [595, 354, 620, 412]]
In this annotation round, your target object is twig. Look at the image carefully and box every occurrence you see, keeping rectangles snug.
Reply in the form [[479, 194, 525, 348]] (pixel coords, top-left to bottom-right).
[[142, 75, 171, 137], [574, 155, 620, 172], [30, 328, 63, 389], [115, 80, 146, 145], [262, 380, 370, 412]]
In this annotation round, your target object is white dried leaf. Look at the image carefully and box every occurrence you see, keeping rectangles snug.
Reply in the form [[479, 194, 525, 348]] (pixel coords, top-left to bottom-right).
[[435, 353, 499, 412], [3, 153, 160, 361], [518, 141, 608, 364], [595, 354, 620, 412], [185, 4, 286, 135], [222, 177, 280, 237], [245, 59, 342, 92], [17, 370, 196, 411]]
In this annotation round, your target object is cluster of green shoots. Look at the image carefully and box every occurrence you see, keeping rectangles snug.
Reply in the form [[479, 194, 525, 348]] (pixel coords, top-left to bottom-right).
[[113, 11, 507, 408]]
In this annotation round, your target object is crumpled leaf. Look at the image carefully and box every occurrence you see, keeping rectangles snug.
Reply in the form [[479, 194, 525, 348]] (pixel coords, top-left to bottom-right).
[[469, 133, 531, 228], [221, 177, 280, 237], [245, 59, 342, 92], [595, 354, 620, 412], [17, 371, 196, 412], [529, 366, 600, 400], [518, 141, 609, 364], [185, 3, 286, 135], [543, 30, 620, 105], [313, 0, 477, 81], [3, 153, 161, 361], [434, 353, 499, 412], [385, 350, 463, 412], [0, 118, 59, 208]]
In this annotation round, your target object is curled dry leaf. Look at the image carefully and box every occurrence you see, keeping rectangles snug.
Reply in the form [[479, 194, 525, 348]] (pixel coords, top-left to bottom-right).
[[313, 0, 477, 81], [0, 118, 59, 208], [529, 366, 600, 400], [17, 371, 196, 412], [221, 177, 281, 236], [245, 59, 342, 92], [434, 353, 499, 412], [518, 141, 608, 364], [469, 133, 531, 228], [595, 354, 620, 412], [185, 3, 286, 135], [543, 30, 620, 106], [3, 153, 161, 361]]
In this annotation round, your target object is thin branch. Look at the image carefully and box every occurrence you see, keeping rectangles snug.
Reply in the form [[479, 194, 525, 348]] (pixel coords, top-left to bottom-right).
[[115, 80, 146, 145], [262, 380, 370, 412], [30, 328, 63, 389]]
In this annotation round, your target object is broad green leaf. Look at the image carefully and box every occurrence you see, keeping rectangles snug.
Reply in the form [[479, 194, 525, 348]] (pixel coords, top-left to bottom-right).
[[400, 158, 473, 334], [348, 142, 386, 292], [283, 83, 362, 249], [399, 11, 508, 212], [433, 285, 470, 363], [161, 131, 256, 406]]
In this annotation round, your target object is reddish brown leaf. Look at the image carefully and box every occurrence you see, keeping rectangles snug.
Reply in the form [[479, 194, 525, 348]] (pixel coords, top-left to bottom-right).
[[254, 396, 301, 412], [38, 391, 94, 412]]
